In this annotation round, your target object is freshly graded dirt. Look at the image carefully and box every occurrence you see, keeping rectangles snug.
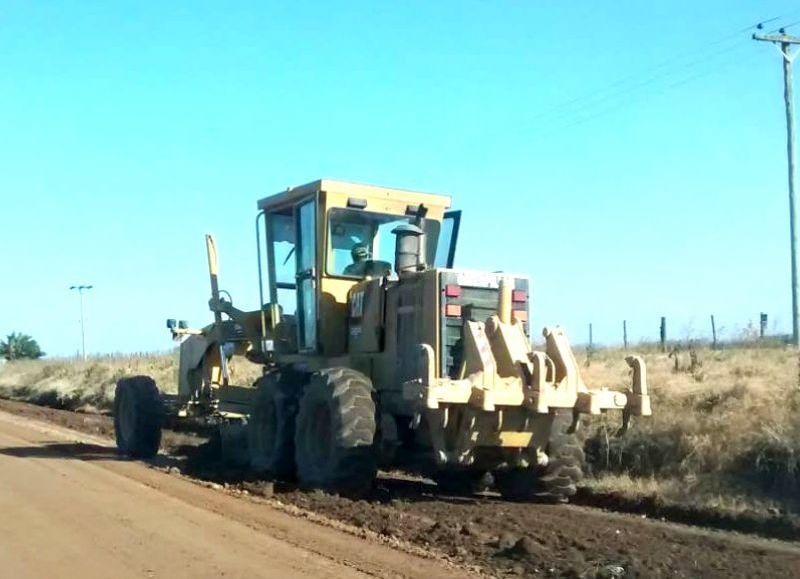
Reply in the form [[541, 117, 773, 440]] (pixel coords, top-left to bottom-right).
[[1, 399, 799, 578], [271, 479, 800, 578], [0, 407, 463, 579]]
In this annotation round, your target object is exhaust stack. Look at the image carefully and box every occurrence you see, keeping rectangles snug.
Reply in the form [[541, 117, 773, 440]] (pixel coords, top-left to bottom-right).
[[393, 203, 429, 275], [392, 223, 425, 274]]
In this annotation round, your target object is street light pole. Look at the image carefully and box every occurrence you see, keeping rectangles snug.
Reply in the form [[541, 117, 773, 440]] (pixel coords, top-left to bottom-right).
[[69, 285, 93, 360]]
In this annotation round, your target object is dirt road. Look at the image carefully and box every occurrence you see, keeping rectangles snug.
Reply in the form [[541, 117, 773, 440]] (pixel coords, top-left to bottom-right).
[[0, 410, 461, 579], [1, 400, 800, 578]]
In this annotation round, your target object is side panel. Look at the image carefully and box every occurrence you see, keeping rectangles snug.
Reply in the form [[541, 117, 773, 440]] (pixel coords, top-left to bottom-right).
[[347, 278, 385, 354], [318, 278, 351, 357], [377, 270, 439, 415], [178, 334, 211, 399]]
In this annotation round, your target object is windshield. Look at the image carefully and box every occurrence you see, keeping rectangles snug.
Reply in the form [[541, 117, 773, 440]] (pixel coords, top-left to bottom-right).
[[327, 208, 441, 278]]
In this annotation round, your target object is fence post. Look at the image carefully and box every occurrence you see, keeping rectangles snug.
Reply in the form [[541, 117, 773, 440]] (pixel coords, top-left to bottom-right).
[[589, 323, 593, 350], [710, 314, 717, 350], [623, 320, 628, 350], [660, 316, 667, 352], [760, 313, 768, 339]]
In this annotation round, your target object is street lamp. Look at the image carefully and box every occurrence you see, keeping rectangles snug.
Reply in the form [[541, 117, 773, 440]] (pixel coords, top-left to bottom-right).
[[69, 285, 93, 360]]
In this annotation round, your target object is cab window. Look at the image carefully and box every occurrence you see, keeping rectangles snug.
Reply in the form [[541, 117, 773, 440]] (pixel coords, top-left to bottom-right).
[[267, 209, 297, 315], [327, 208, 441, 278]]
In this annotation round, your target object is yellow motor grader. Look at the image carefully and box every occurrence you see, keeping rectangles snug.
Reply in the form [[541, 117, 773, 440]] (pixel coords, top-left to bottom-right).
[[114, 179, 651, 499]]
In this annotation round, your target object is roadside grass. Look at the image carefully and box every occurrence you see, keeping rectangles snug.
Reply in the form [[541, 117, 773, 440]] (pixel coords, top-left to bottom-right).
[[1, 341, 798, 518], [0, 354, 179, 413], [0, 353, 267, 413], [580, 342, 800, 516]]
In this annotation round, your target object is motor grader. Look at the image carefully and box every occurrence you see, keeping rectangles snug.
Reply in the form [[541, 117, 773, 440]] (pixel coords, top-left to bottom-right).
[[114, 179, 651, 499]]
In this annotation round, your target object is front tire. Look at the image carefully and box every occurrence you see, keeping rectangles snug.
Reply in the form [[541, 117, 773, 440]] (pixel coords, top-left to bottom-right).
[[248, 371, 298, 478], [294, 368, 377, 496], [114, 376, 163, 458]]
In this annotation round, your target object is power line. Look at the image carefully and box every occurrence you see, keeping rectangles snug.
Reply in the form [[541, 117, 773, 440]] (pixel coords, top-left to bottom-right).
[[763, 8, 800, 34], [756, 16, 786, 33], [545, 41, 750, 123], [524, 50, 760, 143], [527, 17, 776, 127], [522, 14, 800, 137], [522, 44, 754, 141], [775, 20, 800, 32], [463, 13, 800, 148], [665, 51, 760, 91]]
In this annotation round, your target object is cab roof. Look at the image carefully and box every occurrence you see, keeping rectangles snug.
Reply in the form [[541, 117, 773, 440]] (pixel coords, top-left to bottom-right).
[[256, 179, 452, 212]]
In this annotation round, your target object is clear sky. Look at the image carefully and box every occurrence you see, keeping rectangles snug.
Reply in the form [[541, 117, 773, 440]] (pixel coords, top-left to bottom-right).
[[1, 1, 798, 356]]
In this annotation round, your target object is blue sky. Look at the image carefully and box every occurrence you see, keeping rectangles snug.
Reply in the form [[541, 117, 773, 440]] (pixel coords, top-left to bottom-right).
[[1, 0, 798, 356]]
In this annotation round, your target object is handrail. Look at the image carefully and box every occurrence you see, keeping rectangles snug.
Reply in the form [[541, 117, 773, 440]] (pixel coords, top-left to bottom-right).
[[255, 211, 267, 341]]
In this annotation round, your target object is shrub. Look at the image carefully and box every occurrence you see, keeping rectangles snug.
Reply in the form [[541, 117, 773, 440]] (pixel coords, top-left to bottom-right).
[[0, 332, 45, 360]]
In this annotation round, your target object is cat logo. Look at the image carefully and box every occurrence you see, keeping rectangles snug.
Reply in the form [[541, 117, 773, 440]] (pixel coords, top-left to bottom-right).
[[350, 290, 365, 318]]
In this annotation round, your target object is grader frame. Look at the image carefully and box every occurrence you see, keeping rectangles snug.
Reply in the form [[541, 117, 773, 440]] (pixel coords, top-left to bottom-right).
[[116, 179, 652, 500]]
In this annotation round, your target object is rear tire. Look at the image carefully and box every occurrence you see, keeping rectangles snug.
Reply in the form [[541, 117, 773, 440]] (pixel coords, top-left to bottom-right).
[[248, 371, 298, 478], [495, 409, 584, 501], [294, 368, 377, 496], [114, 376, 163, 458]]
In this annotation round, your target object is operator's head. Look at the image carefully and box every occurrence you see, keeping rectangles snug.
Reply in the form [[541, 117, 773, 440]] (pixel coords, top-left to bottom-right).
[[351, 243, 370, 263]]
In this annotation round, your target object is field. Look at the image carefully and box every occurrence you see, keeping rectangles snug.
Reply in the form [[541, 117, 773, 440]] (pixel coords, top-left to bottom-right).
[[580, 342, 800, 519], [1, 342, 798, 520]]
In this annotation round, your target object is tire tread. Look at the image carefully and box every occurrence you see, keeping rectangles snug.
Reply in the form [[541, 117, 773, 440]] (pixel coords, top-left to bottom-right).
[[495, 409, 584, 501], [114, 375, 163, 458], [295, 367, 377, 496]]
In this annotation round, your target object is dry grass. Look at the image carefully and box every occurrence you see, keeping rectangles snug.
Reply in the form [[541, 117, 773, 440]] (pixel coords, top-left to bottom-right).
[[0, 354, 179, 413], [0, 353, 264, 413], [1, 342, 798, 518], [580, 342, 800, 516]]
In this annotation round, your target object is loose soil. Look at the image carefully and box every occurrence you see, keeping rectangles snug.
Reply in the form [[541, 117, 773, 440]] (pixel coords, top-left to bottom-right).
[[2, 398, 799, 578]]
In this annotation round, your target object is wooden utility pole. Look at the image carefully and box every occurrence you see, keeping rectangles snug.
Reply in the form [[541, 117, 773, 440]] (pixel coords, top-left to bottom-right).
[[623, 320, 628, 350], [710, 314, 717, 350], [753, 30, 800, 345]]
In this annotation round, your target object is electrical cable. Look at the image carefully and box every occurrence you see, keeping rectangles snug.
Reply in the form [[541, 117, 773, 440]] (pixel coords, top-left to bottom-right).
[[521, 14, 797, 139], [527, 17, 774, 126]]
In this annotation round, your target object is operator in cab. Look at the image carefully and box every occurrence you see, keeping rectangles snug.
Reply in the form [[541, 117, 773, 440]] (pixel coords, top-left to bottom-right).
[[343, 243, 370, 277]]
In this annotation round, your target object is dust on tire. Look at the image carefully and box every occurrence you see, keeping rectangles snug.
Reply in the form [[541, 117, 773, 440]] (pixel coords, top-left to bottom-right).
[[114, 375, 163, 458], [495, 409, 585, 501], [248, 370, 298, 478], [294, 367, 377, 496]]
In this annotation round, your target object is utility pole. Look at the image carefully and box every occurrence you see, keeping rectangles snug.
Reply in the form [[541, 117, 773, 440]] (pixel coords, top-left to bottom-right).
[[753, 29, 800, 345], [69, 285, 93, 360], [710, 314, 717, 350]]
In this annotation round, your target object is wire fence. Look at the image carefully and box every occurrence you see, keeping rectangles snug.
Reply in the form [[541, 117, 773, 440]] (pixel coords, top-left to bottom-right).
[[568, 312, 789, 352]]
